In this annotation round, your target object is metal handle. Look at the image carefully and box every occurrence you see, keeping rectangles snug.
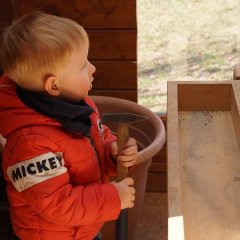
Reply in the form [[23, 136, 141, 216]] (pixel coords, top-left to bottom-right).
[[116, 209, 128, 240]]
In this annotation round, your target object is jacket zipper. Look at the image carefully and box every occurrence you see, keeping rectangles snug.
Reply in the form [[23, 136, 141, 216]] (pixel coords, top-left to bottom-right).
[[85, 133, 102, 177]]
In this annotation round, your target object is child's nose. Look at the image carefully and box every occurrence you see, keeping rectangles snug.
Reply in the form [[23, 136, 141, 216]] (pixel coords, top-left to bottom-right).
[[90, 62, 96, 75]]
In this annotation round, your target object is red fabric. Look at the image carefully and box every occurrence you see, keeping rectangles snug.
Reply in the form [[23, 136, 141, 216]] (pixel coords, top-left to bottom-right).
[[0, 75, 120, 240]]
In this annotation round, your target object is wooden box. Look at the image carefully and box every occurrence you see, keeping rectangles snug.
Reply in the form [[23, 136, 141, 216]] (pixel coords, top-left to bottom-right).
[[167, 81, 240, 240]]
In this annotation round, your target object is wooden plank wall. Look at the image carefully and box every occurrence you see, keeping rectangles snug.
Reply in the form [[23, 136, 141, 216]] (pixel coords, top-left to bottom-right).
[[1, 0, 137, 101], [0, 1, 13, 28]]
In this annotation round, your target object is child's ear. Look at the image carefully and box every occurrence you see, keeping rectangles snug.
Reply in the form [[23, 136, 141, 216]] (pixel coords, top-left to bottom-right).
[[44, 75, 61, 96]]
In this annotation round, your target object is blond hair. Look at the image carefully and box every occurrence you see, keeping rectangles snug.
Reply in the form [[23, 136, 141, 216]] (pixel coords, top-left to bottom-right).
[[0, 11, 89, 90]]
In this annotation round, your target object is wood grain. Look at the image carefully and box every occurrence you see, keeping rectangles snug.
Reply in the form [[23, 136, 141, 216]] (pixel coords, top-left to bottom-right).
[[12, 0, 136, 29], [0, 1, 13, 28], [168, 81, 240, 240], [167, 81, 185, 240], [88, 30, 136, 60], [179, 110, 240, 240], [178, 82, 231, 111], [90, 90, 137, 102], [92, 61, 137, 89], [146, 172, 167, 193]]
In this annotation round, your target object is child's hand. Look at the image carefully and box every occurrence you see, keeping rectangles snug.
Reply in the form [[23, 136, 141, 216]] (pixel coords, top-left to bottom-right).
[[110, 138, 138, 167], [111, 177, 135, 209]]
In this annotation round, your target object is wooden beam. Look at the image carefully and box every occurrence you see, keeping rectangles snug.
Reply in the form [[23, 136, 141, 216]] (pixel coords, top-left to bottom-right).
[[167, 81, 185, 240], [13, 0, 136, 29], [92, 61, 137, 89], [90, 90, 137, 102], [0, 1, 13, 28], [178, 82, 231, 111], [88, 30, 136, 60]]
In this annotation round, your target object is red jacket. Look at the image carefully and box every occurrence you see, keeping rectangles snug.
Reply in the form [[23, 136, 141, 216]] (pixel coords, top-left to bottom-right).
[[0, 75, 120, 240]]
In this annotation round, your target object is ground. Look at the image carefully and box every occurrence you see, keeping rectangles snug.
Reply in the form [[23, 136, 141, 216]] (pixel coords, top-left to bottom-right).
[[134, 192, 167, 240], [138, 0, 240, 112]]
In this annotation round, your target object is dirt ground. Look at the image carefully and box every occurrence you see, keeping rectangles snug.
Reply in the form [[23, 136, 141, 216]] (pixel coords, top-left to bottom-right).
[[134, 192, 167, 240]]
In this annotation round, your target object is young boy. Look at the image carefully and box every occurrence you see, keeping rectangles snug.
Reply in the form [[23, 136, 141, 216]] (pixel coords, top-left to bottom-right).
[[0, 11, 137, 240]]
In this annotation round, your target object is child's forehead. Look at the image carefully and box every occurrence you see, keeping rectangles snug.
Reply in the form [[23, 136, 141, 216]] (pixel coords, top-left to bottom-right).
[[75, 38, 89, 52], [77, 41, 89, 55], [65, 44, 89, 62]]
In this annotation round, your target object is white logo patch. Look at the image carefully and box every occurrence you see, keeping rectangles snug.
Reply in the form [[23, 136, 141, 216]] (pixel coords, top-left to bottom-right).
[[7, 152, 67, 192], [97, 119, 104, 137]]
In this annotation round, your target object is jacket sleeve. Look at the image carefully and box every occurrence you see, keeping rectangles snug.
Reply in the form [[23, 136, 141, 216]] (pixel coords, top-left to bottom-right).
[[5, 134, 120, 226]]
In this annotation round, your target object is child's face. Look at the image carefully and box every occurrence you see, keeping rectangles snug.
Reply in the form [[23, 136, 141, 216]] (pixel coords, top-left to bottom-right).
[[56, 45, 96, 102]]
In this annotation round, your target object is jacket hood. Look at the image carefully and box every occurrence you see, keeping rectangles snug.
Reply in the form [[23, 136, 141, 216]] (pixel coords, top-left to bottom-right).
[[0, 74, 60, 138]]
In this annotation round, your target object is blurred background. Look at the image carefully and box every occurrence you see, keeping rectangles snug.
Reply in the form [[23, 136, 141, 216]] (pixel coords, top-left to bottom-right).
[[138, 0, 240, 112]]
